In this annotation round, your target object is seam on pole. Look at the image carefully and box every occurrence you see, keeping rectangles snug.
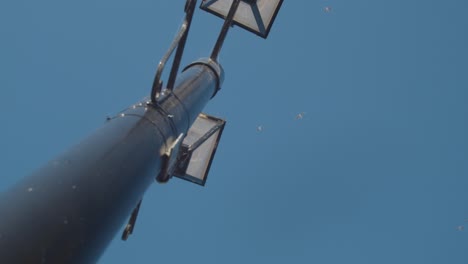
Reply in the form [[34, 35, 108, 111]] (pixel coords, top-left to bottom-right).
[[122, 114, 169, 152]]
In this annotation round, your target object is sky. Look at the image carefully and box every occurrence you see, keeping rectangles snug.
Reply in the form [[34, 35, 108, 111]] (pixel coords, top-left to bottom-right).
[[1, 0, 468, 263]]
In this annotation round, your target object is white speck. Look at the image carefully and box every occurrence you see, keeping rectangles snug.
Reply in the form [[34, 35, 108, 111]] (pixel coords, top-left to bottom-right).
[[324, 6, 332, 13], [27, 187, 33, 192], [457, 225, 464, 231], [132, 105, 136, 109], [256, 125, 263, 132], [168, 114, 174, 118], [139, 103, 143, 106], [295, 112, 306, 120], [120, 113, 125, 117]]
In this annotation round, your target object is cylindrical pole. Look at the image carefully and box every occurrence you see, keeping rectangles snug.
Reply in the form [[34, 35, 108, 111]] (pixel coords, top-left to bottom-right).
[[0, 59, 223, 264]]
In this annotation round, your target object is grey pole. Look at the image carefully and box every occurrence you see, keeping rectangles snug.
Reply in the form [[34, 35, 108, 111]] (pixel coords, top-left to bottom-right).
[[0, 59, 223, 264]]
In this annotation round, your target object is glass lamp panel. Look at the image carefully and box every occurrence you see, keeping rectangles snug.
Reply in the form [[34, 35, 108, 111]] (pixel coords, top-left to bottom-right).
[[200, 0, 284, 38]]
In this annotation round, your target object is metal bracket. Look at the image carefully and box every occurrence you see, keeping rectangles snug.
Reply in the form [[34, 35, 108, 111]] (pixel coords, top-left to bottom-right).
[[121, 199, 143, 241], [210, 0, 241, 61], [156, 133, 185, 183], [150, 0, 197, 103]]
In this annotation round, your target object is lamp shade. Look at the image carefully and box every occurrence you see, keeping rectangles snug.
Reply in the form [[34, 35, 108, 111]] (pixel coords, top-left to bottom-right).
[[173, 113, 226, 186], [200, 0, 284, 38]]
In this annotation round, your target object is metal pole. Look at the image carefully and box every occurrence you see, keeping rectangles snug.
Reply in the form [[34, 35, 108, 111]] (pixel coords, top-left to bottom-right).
[[210, 0, 241, 61], [0, 58, 223, 264], [166, 0, 196, 91]]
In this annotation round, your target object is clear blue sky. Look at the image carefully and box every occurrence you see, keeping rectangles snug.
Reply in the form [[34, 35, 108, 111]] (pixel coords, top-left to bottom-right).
[[1, 0, 468, 263]]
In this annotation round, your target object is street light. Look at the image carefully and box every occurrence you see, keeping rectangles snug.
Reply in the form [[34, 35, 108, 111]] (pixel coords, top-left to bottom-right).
[[0, 0, 284, 262], [173, 113, 226, 186], [201, 0, 284, 39]]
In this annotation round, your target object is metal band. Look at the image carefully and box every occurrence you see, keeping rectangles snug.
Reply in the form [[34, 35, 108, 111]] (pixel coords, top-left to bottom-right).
[[183, 58, 225, 98]]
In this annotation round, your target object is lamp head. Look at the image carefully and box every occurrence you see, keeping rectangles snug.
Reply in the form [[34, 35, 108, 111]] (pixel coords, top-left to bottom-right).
[[200, 0, 284, 39]]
